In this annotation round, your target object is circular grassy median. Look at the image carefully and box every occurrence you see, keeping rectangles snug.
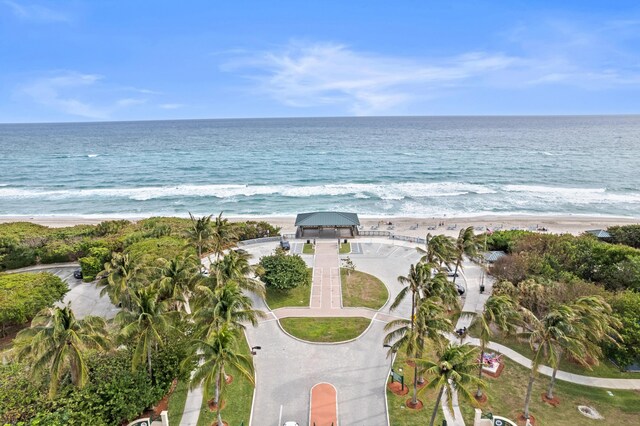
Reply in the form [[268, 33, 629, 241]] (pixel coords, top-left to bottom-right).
[[279, 317, 371, 342], [340, 268, 389, 310]]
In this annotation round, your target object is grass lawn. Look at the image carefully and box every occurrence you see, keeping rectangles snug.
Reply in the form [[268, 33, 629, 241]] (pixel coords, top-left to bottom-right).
[[340, 268, 389, 309], [467, 322, 630, 378], [387, 348, 445, 426], [339, 242, 351, 254], [265, 284, 310, 309], [196, 335, 254, 426], [459, 357, 640, 425], [279, 317, 370, 342], [167, 379, 189, 426], [303, 243, 315, 254], [264, 267, 312, 309]]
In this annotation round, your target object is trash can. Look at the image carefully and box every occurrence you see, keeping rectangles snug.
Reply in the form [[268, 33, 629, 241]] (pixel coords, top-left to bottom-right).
[[343, 239, 347, 244], [307, 240, 310, 244]]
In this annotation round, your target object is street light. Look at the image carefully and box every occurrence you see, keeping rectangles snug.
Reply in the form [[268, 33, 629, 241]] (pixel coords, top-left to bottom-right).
[[383, 344, 396, 374], [251, 346, 262, 355]]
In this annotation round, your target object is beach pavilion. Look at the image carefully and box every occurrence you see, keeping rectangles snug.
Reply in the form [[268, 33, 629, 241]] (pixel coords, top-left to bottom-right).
[[294, 211, 360, 239]]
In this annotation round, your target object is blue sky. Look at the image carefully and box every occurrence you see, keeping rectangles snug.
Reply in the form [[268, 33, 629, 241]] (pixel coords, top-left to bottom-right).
[[1, 0, 640, 122]]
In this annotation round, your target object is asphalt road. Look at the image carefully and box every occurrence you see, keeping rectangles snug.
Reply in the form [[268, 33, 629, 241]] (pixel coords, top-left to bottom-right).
[[9, 263, 119, 319]]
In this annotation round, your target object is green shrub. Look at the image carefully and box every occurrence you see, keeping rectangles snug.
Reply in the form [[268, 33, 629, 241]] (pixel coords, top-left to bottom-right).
[[124, 236, 192, 262], [0, 340, 187, 426], [259, 251, 310, 289], [234, 221, 282, 241], [608, 225, 640, 249], [0, 272, 68, 334], [78, 246, 111, 282], [605, 291, 640, 369], [0, 363, 47, 424], [39, 240, 77, 264], [92, 220, 132, 237], [0, 239, 37, 270], [485, 230, 529, 252]]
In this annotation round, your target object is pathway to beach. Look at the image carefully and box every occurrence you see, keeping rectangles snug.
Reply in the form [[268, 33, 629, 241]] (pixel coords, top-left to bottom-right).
[[179, 237, 640, 426]]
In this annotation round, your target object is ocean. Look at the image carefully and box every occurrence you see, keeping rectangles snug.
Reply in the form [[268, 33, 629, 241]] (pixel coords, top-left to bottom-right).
[[0, 116, 639, 218]]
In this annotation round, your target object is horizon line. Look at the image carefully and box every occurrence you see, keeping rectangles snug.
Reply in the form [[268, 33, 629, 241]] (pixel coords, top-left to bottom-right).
[[1, 113, 640, 126]]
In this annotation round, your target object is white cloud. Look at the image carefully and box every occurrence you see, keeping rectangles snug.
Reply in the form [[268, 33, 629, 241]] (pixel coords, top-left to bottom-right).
[[159, 103, 185, 110], [20, 72, 150, 119], [2, 0, 70, 23], [223, 42, 518, 115]]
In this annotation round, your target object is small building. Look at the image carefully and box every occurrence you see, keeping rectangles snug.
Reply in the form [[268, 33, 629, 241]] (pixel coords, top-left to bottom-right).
[[295, 212, 360, 239], [586, 229, 612, 240]]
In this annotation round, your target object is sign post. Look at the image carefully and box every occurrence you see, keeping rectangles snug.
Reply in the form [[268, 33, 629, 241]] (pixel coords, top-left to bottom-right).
[[390, 369, 404, 390]]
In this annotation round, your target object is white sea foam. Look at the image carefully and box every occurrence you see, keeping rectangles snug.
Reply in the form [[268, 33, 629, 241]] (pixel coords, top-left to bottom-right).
[[0, 182, 497, 201], [87, 154, 99, 158], [502, 185, 640, 203]]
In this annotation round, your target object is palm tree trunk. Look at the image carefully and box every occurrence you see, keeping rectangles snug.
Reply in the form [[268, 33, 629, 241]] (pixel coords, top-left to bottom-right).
[[410, 290, 416, 332], [452, 260, 460, 285], [70, 354, 79, 386], [429, 386, 445, 426], [523, 373, 536, 419], [546, 365, 559, 400], [411, 363, 418, 406], [416, 336, 425, 385], [183, 291, 192, 315], [216, 370, 223, 426], [476, 346, 485, 398], [147, 343, 153, 378]]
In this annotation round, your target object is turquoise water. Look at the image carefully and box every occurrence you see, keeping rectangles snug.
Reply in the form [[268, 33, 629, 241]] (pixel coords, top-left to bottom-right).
[[0, 116, 639, 217]]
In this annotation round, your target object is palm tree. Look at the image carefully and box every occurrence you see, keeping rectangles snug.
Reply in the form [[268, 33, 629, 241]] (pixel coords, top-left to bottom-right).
[[100, 252, 141, 310], [391, 263, 428, 329], [384, 298, 453, 406], [184, 323, 254, 426], [116, 287, 175, 376], [519, 304, 579, 420], [211, 249, 265, 298], [210, 212, 239, 259], [418, 233, 455, 269], [544, 296, 621, 400], [415, 342, 485, 426], [186, 213, 213, 259], [452, 226, 480, 285], [194, 279, 266, 338], [157, 254, 201, 314], [473, 295, 519, 398], [14, 305, 109, 398]]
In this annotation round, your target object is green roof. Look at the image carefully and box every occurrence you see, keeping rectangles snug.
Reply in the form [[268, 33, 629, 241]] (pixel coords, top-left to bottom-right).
[[586, 229, 612, 238], [295, 212, 360, 227]]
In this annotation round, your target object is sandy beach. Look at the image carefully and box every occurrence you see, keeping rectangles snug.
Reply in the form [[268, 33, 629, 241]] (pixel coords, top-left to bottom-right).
[[1, 214, 638, 238]]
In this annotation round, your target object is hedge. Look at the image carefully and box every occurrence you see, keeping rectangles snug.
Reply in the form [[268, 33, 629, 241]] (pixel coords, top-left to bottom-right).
[[0, 272, 68, 333]]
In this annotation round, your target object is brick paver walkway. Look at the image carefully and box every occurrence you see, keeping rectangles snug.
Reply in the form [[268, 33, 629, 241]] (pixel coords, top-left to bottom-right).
[[310, 383, 338, 426]]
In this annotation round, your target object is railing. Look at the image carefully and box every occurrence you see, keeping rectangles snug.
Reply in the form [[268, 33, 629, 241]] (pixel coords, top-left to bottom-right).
[[238, 236, 281, 246], [358, 230, 391, 237], [391, 234, 426, 244]]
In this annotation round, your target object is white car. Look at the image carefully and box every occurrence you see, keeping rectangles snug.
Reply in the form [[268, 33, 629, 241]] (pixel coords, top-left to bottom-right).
[[283, 422, 299, 426]]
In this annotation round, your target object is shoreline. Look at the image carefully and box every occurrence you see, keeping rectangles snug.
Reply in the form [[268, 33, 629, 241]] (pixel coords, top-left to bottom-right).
[[1, 214, 638, 237]]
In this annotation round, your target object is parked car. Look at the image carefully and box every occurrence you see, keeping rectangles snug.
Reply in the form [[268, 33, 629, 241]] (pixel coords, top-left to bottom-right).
[[280, 240, 291, 250], [283, 422, 299, 426], [73, 269, 83, 279], [445, 266, 458, 277]]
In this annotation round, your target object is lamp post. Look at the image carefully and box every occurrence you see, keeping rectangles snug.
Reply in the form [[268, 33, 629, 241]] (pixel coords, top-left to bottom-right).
[[251, 346, 262, 356], [383, 344, 396, 375]]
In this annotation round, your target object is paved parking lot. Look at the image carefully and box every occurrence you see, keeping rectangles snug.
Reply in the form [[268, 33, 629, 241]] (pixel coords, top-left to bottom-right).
[[241, 240, 421, 425], [8, 263, 119, 319]]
